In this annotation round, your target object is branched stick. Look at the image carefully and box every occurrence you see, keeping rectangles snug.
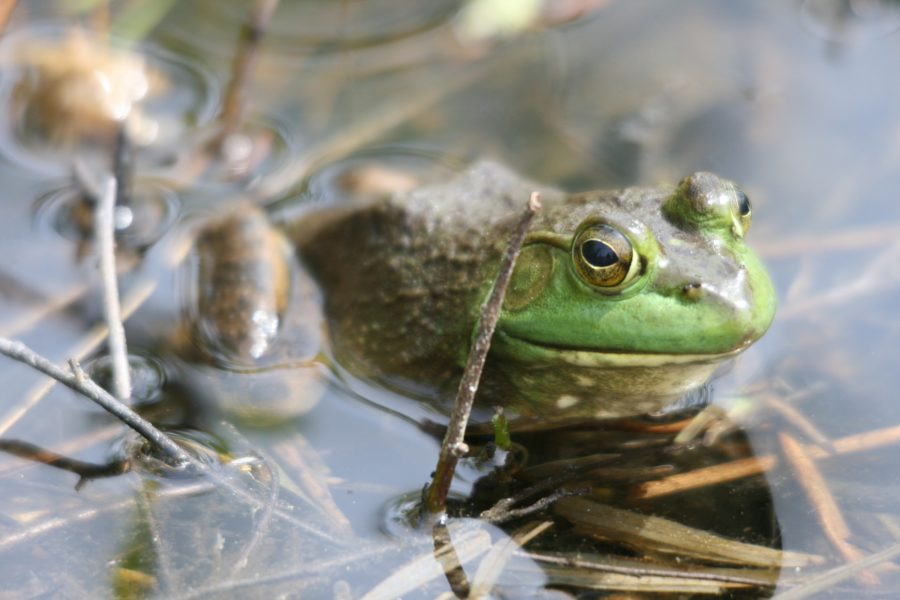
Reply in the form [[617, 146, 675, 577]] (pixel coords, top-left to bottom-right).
[[95, 175, 131, 401], [0, 338, 192, 466], [424, 192, 541, 516]]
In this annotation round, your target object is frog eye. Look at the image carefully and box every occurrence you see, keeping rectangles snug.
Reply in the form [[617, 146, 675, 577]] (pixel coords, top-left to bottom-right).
[[572, 224, 637, 288], [735, 190, 752, 233]]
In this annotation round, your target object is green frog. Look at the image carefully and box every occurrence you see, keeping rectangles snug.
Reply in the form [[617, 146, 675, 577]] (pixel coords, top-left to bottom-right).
[[275, 162, 776, 419]]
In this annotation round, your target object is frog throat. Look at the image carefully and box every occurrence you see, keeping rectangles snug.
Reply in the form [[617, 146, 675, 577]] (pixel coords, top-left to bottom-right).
[[492, 330, 748, 368]]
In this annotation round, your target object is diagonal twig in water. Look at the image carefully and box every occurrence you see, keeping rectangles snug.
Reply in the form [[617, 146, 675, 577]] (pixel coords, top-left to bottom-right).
[[424, 192, 541, 516], [0, 338, 191, 466]]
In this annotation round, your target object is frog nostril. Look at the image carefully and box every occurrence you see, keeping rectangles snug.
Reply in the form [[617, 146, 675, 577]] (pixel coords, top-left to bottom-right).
[[682, 282, 704, 301]]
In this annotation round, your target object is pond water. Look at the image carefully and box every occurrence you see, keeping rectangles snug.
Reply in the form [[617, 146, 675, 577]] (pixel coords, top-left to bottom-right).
[[0, 1, 899, 598]]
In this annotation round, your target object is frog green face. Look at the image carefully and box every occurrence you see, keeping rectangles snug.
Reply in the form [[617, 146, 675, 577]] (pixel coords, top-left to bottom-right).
[[491, 172, 776, 415]]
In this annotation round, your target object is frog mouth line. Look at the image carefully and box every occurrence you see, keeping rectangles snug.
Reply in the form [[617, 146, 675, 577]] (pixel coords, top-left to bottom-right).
[[495, 332, 748, 368]]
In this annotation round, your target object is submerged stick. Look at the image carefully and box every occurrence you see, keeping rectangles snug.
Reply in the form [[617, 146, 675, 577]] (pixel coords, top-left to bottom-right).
[[95, 175, 132, 401], [424, 192, 541, 516], [633, 422, 900, 500], [0, 338, 191, 466], [779, 432, 878, 586], [0, 438, 129, 487]]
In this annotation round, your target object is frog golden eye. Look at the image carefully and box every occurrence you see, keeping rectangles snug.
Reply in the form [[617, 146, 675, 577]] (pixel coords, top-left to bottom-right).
[[573, 225, 636, 288], [736, 190, 752, 232]]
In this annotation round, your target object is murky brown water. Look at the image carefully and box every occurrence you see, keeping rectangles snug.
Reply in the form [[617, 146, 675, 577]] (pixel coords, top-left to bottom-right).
[[0, 1, 899, 598]]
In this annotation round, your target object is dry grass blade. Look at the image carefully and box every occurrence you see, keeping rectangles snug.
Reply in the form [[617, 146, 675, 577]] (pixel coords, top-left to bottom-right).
[[0, 480, 216, 553], [176, 540, 405, 599], [359, 527, 492, 600], [0, 281, 88, 338], [534, 563, 747, 594], [554, 496, 822, 568], [631, 454, 778, 500], [526, 550, 784, 588], [272, 436, 354, 537], [757, 223, 900, 258], [779, 236, 900, 319], [469, 520, 552, 597], [764, 394, 833, 449], [232, 454, 279, 573], [772, 541, 900, 600]]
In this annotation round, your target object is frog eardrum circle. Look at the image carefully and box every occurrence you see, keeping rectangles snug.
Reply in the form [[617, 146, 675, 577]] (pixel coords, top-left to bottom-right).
[[572, 224, 635, 288]]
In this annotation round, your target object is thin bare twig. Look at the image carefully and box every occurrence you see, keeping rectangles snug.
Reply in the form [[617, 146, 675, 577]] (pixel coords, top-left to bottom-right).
[[424, 192, 541, 516], [482, 487, 590, 525], [0, 338, 190, 466], [95, 175, 131, 401], [0, 438, 128, 487]]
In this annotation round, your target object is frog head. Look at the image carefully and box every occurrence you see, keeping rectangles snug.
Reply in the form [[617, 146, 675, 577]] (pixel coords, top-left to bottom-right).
[[488, 172, 776, 417]]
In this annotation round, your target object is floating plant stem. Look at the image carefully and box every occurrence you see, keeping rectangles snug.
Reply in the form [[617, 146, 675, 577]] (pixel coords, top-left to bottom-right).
[[0, 337, 192, 466], [95, 175, 132, 401], [424, 192, 541, 516]]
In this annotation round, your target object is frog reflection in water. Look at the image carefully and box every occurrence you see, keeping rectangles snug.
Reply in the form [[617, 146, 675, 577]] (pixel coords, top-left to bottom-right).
[[199, 163, 775, 419]]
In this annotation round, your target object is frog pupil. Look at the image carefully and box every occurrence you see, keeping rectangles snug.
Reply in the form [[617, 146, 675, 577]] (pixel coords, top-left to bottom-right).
[[581, 239, 618, 267], [737, 191, 751, 216]]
